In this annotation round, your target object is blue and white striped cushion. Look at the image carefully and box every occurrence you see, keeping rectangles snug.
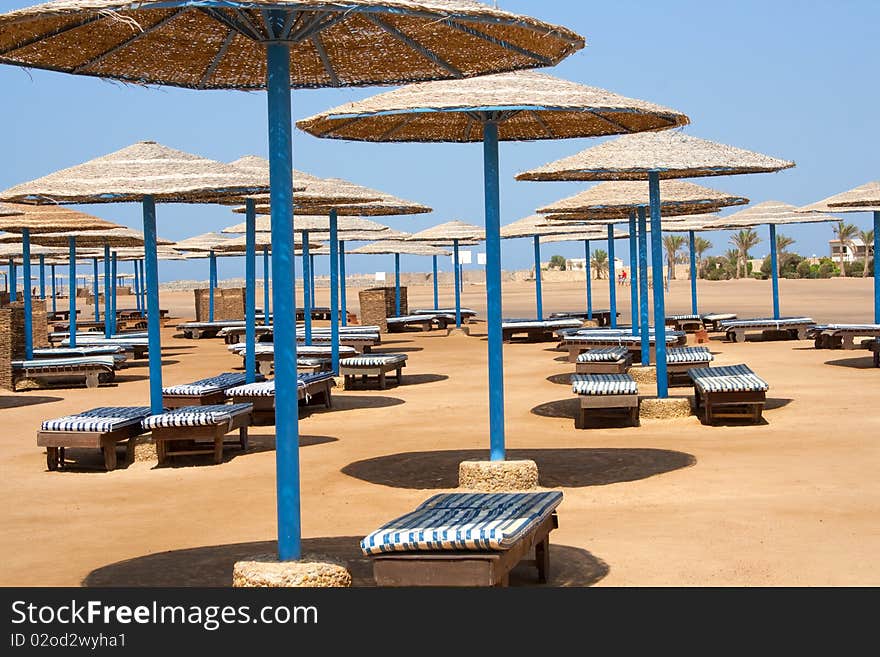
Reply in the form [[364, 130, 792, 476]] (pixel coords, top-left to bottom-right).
[[668, 314, 701, 321], [360, 491, 563, 555], [702, 313, 736, 322], [667, 347, 714, 364], [65, 337, 149, 347], [576, 347, 629, 363], [413, 308, 476, 316], [689, 364, 769, 393], [572, 373, 638, 396], [298, 357, 331, 367], [163, 372, 257, 396], [720, 317, 814, 329], [823, 324, 880, 331], [503, 319, 583, 329], [226, 373, 335, 398], [386, 315, 435, 324], [13, 356, 117, 370], [42, 406, 151, 433], [34, 346, 125, 358], [142, 403, 253, 429], [297, 345, 358, 357], [565, 334, 681, 346], [340, 354, 408, 367], [178, 321, 246, 329]]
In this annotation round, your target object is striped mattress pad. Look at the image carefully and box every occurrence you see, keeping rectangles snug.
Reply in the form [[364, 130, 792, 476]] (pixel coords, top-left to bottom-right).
[[702, 313, 737, 321], [340, 353, 408, 367], [361, 491, 563, 555], [564, 334, 682, 346], [297, 357, 331, 367], [666, 346, 714, 364], [668, 314, 702, 321], [688, 364, 769, 393], [299, 334, 379, 342], [141, 403, 253, 430], [296, 345, 358, 358], [413, 308, 476, 316], [719, 317, 814, 329], [41, 406, 152, 433], [571, 373, 638, 396], [13, 356, 117, 370], [226, 373, 336, 398], [65, 337, 149, 347], [386, 315, 436, 324], [34, 346, 125, 357], [178, 321, 246, 329], [162, 372, 257, 396], [820, 324, 880, 332], [576, 347, 629, 363], [503, 318, 583, 329]]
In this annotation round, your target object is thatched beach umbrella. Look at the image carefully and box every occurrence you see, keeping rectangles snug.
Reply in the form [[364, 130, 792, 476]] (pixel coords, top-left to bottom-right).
[[407, 220, 484, 325], [517, 131, 793, 398], [0, 204, 125, 354], [801, 182, 880, 323], [537, 180, 750, 343], [299, 70, 688, 462], [0, 0, 582, 566], [0, 140, 268, 408]]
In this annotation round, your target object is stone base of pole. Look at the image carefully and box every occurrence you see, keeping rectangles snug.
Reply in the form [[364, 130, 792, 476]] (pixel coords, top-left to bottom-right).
[[446, 326, 470, 336], [233, 554, 351, 587], [639, 397, 692, 420], [629, 365, 657, 385], [458, 460, 539, 491]]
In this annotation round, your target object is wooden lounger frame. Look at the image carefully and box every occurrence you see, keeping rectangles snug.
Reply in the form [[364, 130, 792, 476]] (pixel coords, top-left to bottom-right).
[[574, 353, 632, 374], [576, 394, 639, 428], [503, 325, 561, 343], [693, 388, 766, 425], [387, 318, 434, 333], [14, 364, 115, 391], [665, 317, 704, 333], [151, 411, 252, 465], [341, 360, 405, 390], [369, 512, 558, 587], [726, 324, 810, 343], [39, 423, 144, 471], [162, 390, 229, 409], [814, 328, 880, 350], [228, 379, 334, 425]]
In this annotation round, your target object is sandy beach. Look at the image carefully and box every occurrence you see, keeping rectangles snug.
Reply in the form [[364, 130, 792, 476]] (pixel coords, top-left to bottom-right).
[[1, 277, 878, 587]]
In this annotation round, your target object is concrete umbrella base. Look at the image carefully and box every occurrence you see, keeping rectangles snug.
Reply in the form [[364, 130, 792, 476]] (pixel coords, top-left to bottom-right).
[[458, 459, 539, 492]]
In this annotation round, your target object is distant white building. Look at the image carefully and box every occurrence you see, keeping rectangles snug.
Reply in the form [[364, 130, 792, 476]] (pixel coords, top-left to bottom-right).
[[829, 238, 871, 263]]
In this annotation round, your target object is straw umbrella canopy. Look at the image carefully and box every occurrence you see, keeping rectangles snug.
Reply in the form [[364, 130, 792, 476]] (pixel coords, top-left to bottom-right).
[[0, 0, 583, 565], [0, 203, 23, 217], [516, 131, 794, 398], [800, 182, 880, 323]]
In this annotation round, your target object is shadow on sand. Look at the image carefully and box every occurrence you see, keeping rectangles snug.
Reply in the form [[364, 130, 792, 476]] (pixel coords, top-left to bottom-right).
[[146, 434, 337, 469], [824, 356, 877, 370], [342, 447, 695, 489], [82, 536, 608, 587], [329, 394, 405, 411], [0, 394, 63, 409]]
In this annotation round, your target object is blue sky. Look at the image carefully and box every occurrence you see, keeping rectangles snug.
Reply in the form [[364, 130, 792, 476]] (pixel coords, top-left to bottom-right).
[[1, 0, 877, 282]]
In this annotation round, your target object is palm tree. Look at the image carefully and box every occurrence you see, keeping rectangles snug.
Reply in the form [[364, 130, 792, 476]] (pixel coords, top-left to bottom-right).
[[776, 233, 795, 253], [592, 249, 608, 280], [833, 221, 858, 277], [858, 229, 874, 278], [729, 228, 761, 278], [663, 235, 685, 281]]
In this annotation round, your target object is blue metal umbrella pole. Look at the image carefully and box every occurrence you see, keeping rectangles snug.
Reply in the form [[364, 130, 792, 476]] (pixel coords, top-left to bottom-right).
[[103, 244, 111, 338], [67, 238, 76, 348], [483, 120, 505, 461], [584, 239, 592, 319], [8, 260, 16, 302], [339, 241, 347, 327], [329, 209, 340, 375], [394, 252, 401, 316], [309, 253, 316, 304], [607, 223, 617, 328], [50, 265, 57, 315], [142, 196, 163, 414], [769, 224, 780, 320], [110, 252, 118, 335], [648, 173, 668, 398], [629, 212, 639, 335], [302, 231, 312, 345], [262, 247, 270, 326], [22, 228, 33, 360], [637, 207, 650, 366], [453, 239, 462, 328], [533, 234, 543, 320], [133, 258, 141, 314], [245, 199, 257, 384], [432, 254, 439, 310], [874, 211, 879, 324], [266, 36, 301, 561], [92, 258, 100, 320], [689, 230, 699, 315], [208, 250, 217, 323], [38, 255, 45, 301]]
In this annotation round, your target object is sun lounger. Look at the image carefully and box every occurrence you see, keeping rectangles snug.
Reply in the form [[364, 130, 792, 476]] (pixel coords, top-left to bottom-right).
[[339, 353, 408, 389], [688, 364, 768, 425], [867, 338, 880, 367], [296, 357, 332, 373], [571, 373, 639, 428], [33, 346, 127, 367], [700, 313, 737, 332], [549, 309, 618, 327], [295, 306, 340, 321], [412, 308, 477, 322], [229, 344, 358, 375], [142, 403, 253, 465], [719, 317, 815, 342], [362, 491, 562, 587], [561, 331, 687, 362], [298, 333, 379, 353], [665, 314, 705, 333], [226, 374, 336, 424], [502, 318, 584, 342], [666, 346, 714, 384], [162, 372, 260, 408], [38, 406, 152, 471], [12, 356, 118, 391], [809, 324, 880, 350], [176, 320, 248, 339], [219, 325, 275, 344], [59, 335, 150, 360], [575, 347, 632, 374], [51, 319, 105, 333], [385, 314, 439, 332]]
